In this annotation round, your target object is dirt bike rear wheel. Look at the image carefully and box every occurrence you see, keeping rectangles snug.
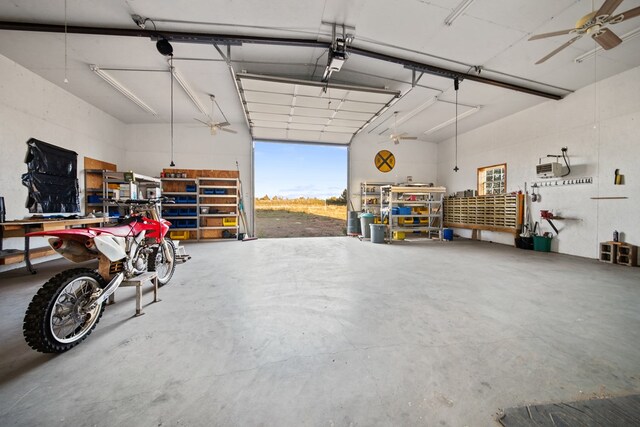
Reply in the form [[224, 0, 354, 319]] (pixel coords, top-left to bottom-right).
[[148, 238, 176, 287], [23, 268, 106, 353]]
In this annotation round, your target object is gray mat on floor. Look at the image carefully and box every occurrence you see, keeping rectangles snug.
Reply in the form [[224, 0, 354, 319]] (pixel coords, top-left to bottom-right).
[[498, 394, 640, 426]]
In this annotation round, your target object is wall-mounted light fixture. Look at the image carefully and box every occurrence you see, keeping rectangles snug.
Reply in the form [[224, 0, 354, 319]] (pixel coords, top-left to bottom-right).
[[89, 64, 158, 115], [444, 0, 477, 26]]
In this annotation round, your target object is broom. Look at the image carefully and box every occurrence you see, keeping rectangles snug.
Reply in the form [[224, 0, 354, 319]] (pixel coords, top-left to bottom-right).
[[236, 161, 257, 241]]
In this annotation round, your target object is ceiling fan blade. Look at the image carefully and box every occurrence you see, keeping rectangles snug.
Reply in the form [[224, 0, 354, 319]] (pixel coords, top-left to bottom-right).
[[592, 28, 623, 50], [535, 35, 583, 64], [399, 136, 418, 140], [595, 0, 624, 17], [611, 6, 640, 23], [215, 121, 231, 128], [220, 127, 238, 134], [194, 118, 210, 126], [390, 132, 407, 139], [529, 28, 576, 41]]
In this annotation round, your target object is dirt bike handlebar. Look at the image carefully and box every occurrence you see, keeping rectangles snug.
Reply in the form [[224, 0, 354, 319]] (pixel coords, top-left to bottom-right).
[[105, 197, 175, 206]]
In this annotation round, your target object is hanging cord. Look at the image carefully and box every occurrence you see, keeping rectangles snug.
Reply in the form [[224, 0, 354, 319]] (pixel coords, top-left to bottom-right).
[[64, 0, 68, 83], [453, 78, 459, 172], [170, 56, 175, 166], [561, 149, 571, 177]]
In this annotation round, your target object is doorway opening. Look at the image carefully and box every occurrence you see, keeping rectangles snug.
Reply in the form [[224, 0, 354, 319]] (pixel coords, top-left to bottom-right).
[[254, 141, 348, 238]]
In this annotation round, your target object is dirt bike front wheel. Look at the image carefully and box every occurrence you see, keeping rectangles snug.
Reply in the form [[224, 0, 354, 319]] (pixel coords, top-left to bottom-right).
[[23, 268, 107, 353], [148, 238, 176, 287]]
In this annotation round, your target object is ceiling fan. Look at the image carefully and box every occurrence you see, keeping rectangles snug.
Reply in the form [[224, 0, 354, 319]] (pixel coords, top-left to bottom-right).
[[529, 0, 640, 64], [194, 95, 238, 135], [388, 111, 417, 145]]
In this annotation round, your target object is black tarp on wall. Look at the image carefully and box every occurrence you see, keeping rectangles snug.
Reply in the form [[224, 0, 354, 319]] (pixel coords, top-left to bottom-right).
[[21, 138, 80, 213]]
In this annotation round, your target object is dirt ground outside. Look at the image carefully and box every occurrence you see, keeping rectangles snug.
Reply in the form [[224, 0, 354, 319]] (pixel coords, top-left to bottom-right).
[[255, 209, 346, 238]]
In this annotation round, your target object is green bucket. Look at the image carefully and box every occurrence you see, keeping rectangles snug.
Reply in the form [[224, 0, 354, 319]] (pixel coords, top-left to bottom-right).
[[533, 235, 552, 252]]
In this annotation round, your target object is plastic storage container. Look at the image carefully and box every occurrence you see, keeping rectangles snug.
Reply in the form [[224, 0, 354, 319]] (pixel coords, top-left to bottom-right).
[[347, 211, 360, 235], [533, 235, 552, 252], [370, 224, 386, 243], [359, 213, 374, 239], [443, 228, 454, 241]]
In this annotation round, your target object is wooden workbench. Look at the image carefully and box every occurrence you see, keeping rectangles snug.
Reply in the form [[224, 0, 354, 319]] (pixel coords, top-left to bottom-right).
[[0, 217, 106, 273]]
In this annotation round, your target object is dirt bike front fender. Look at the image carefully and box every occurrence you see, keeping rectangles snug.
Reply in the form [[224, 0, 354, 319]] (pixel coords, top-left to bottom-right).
[[162, 238, 174, 263]]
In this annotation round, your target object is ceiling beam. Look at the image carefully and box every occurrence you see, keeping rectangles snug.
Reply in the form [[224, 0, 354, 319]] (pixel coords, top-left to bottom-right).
[[0, 21, 563, 100]]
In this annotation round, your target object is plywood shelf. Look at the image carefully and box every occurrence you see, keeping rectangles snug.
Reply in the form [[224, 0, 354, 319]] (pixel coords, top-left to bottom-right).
[[161, 169, 240, 241]]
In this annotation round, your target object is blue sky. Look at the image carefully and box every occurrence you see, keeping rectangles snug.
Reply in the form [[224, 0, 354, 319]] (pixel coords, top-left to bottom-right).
[[254, 141, 347, 199]]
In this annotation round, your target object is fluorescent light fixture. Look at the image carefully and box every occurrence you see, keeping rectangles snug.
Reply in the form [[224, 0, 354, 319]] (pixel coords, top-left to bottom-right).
[[423, 106, 480, 135], [444, 0, 476, 26], [89, 64, 158, 116], [396, 96, 438, 127], [172, 67, 208, 116], [575, 26, 640, 63]]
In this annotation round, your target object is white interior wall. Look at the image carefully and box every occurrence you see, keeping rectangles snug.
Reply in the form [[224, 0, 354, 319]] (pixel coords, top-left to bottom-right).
[[349, 136, 439, 209], [0, 53, 127, 271], [437, 65, 640, 259], [122, 123, 254, 229], [0, 54, 128, 219]]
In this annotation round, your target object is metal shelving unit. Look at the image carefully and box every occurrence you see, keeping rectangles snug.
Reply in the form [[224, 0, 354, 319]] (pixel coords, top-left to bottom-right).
[[360, 181, 392, 214], [101, 171, 161, 221], [382, 185, 446, 243]]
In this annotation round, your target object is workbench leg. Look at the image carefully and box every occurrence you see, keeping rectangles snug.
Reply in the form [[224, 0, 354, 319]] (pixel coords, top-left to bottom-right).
[[134, 285, 144, 317], [24, 234, 36, 274], [153, 276, 161, 303]]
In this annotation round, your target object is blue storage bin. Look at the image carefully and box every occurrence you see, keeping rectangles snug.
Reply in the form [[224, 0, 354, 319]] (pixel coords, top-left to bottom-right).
[[183, 219, 197, 228], [176, 195, 196, 204], [203, 188, 226, 195], [185, 185, 196, 192], [179, 208, 197, 216], [88, 195, 102, 203], [391, 207, 399, 215], [163, 208, 179, 216], [398, 207, 412, 215]]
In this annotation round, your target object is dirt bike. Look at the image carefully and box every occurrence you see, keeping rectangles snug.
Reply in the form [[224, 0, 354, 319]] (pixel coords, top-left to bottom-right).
[[23, 198, 176, 353]]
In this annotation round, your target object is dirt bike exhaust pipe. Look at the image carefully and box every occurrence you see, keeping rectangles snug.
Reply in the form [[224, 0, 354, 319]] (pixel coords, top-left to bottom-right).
[[94, 272, 125, 306]]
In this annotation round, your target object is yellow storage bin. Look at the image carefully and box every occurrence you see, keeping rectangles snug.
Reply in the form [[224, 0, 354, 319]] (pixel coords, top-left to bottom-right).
[[170, 230, 190, 240], [398, 216, 413, 225], [223, 217, 237, 227], [393, 231, 405, 240]]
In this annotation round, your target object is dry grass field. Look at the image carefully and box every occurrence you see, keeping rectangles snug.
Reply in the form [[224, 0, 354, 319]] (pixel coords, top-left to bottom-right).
[[255, 198, 347, 221], [254, 198, 347, 238]]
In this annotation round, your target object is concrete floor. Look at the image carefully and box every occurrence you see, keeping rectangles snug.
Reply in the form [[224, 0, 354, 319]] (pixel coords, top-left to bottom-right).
[[1, 237, 639, 426]]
